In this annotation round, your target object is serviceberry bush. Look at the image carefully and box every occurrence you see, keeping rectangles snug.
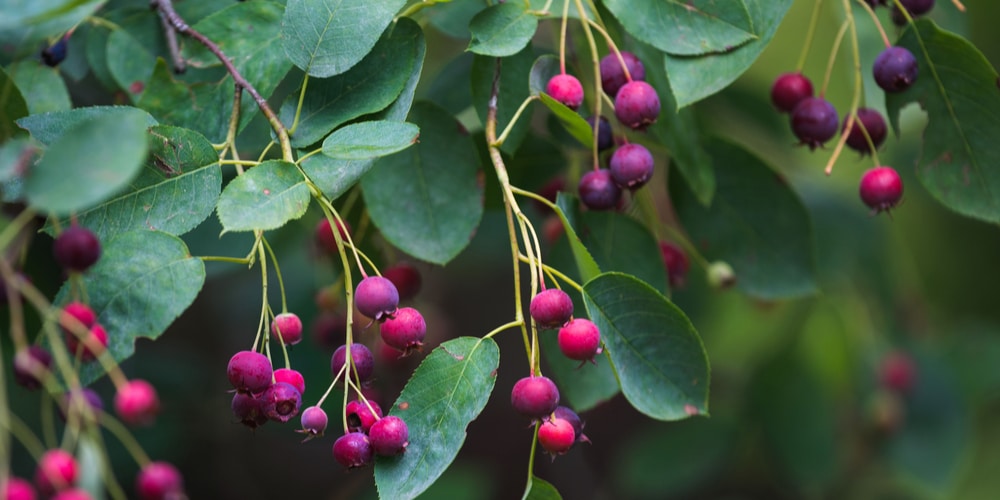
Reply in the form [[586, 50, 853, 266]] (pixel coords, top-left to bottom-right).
[[1, 0, 1000, 498]]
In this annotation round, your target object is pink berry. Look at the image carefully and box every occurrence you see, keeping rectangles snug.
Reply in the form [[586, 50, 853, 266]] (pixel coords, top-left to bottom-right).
[[614, 81, 660, 130], [231, 392, 268, 429], [578, 169, 622, 211], [226, 350, 273, 395], [791, 97, 839, 150], [13, 345, 52, 390], [332, 432, 374, 469], [600, 51, 645, 98], [262, 382, 302, 423], [355, 276, 399, 321], [271, 312, 303, 345], [53, 226, 101, 272], [379, 306, 426, 354], [511, 376, 560, 420], [65, 323, 107, 363], [770, 73, 814, 113], [880, 351, 917, 393], [51, 489, 91, 500], [369, 415, 409, 456], [331, 344, 375, 382], [529, 289, 574, 329], [609, 143, 654, 189], [315, 218, 351, 253], [299, 405, 328, 439], [557, 319, 602, 362], [537, 417, 576, 455], [658, 241, 690, 289], [135, 461, 184, 500], [382, 263, 422, 301], [60, 302, 97, 331], [859, 166, 904, 214], [843, 108, 887, 154], [553, 406, 589, 443], [546, 74, 585, 110], [114, 379, 159, 426], [273, 368, 305, 395], [34, 449, 78, 495], [345, 399, 383, 433], [3, 477, 36, 500]]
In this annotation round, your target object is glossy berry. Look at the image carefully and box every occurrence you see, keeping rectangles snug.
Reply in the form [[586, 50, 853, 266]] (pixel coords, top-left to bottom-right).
[[332, 344, 375, 382], [609, 143, 654, 189], [53, 226, 101, 272], [553, 406, 588, 443], [273, 368, 305, 395], [383, 263, 422, 301], [65, 324, 107, 363], [345, 399, 383, 433], [369, 415, 409, 456], [790, 97, 839, 150], [60, 388, 102, 422], [557, 319, 602, 362], [355, 276, 400, 321], [859, 166, 904, 214], [3, 477, 36, 500], [770, 73, 814, 113], [891, 0, 934, 25], [298, 406, 328, 439], [578, 169, 622, 211], [511, 376, 560, 420], [530, 289, 574, 329], [537, 417, 576, 455], [41, 36, 68, 67], [843, 108, 888, 154], [333, 432, 374, 469], [315, 218, 351, 253], [35, 449, 78, 495], [880, 351, 917, 393], [135, 461, 184, 500], [599, 51, 645, 98], [585, 116, 614, 152], [60, 302, 97, 332], [13, 345, 52, 390], [379, 307, 426, 354], [227, 350, 273, 395], [546, 74, 585, 110], [231, 392, 267, 429], [263, 382, 302, 423], [873, 47, 918, 93], [614, 81, 660, 130], [271, 312, 303, 345], [114, 379, 159, 426]]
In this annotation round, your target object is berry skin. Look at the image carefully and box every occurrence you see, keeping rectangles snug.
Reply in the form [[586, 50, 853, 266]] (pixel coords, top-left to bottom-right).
[[658, 241, 690, 289], [60, 302, 97, 332], [578, 169, 622, 211], [271, 312, 303, 345], [51, 489, 91, 500], [546, 74, 585, 110], [65, 324, 107, 363], [332, 432, 374, 469], [231, 392, 268, 429], [331, 344, 375, 382], [859, 166, 904, 214], [537, 417, 576, 456], [880, 351, 917, 393], [135, 461, 184, 500], [585, 116, 614, 152], [227, 350, 273, 395], [273, 368, 305, 395], [770, 73, 814, 113], [609, 143, 655, 190], [790, 97, 839, 150], [614, 81, 660, 130], [557, 319, 602, 362], [3, 477, 36, 500], [41, 36, 68, 67], [53, 226, 101, 272], [382, 263, 422, 301], [345, 399, 383, 433], [530, 289, 574, 329], [315, 218, 351, 253], [379, 307, 426, 354], [553, 406, 589, 443], [13, 345, 53, 390], [262, 381, 302, 423], [511, 376, 560, 420], [843, 108, 888, 154], [34, 449, 78, 495], [599, 51, 645, 98], [369, 415, 410, 456], [114, 379, 160, 426], [298, 406, 328, 440], [891, 0, 935, 25], [355, 276, 400, 321], [873, 47, 919, 93]]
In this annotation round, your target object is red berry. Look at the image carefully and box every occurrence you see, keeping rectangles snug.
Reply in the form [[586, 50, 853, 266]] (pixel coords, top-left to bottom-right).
[[843, 108, 888, 154], [770, 73, 814, 113], [13, 345, 52, 390], [273, 368, 305, 395], [609, 143, 654, 189], [369, 415, 409, 456], [332, 432, 374, 469], [315, 218, 351, 253], [511, 376, 560, 420], [529, 289, 574, 329], [3, 477, 36, 500], [546, 74, 585, 110], [791, 97, 839, 150], [880, 351, 917, 393], [537, 417, 576, 455], [382, 263, 422, 301], [658, 241, 690, 289], [51, 489, 91, 500], [578, 169, 622, 211], [114, 379, 159, 426], [873, 47, 919, 93], [34, 449, 78, 495], [53, 226, 101, 272], [298, 406, 328, 439], [271, 312, 303, 345], [379, 307, 426, 354], [331, 344, 375, 382], [600, 51, 645, 98], [226, 351, 273, 395], [65, 323, 107, 362], [355, 276, 400, 321], [231, 392, 268, 429], [614, 81, 660, 130], [345, 399, 383, 433], [859, 166, 904, 214], [60, 302, 97, 331], [553, 406, 588, 443], [262, 381, 302, 423], [135, 461, 184, 500], [557, 319, 602, 362]]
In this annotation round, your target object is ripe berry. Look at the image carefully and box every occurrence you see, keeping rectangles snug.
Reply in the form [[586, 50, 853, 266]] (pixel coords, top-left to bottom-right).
[[891, 0, 934, 25], [859, 166, 904, 214], [331, 344, 375, 382], [614, 81, 660, 130], [537, 417, 576, 455], [299, 406, 328, 439], [355, 276, 400, 321], [53, 226, 101, 272], [553, 406, 589, 443], [135, 461, 184, 500], [658, 241, 690, 289], [345, 399, 383, 433], [333, 432, 374, 469], [34, 449, 78, 495], [609, 143, 654, 189], [263, 381, 302, 423], [51, 489, 91, 500], [880, 351, 917, 393], [873, 47, 919, 93], [379, 307, 426, 354], [65, 323, 107, 363], [60, 388, 103, 422], [271, 312, 303, 345], [790, 97, 839, 150], [60, 302, 97, 332], [585, 116, 614, 152], [13, 345, 52, 390], [114, 379, 159, 426], [530, 289, 574, 329], [546, 74, 585, 110], [315, 218, 351, 253], [578, 169, 622, 211], [511, 376, 560, 420], [227, 350, 273, 395], [770, 73, 814, 113], [369, 415, 409, 456], [843, 108, 888, 154], [557, 319, 602, 362], [273, 368, 305, 395], [599, 51, 645, 98], [41, 36, 68, 67], [382, 263, 422, 301], [3, 477, 35, 500], [232, 392, 268, 429]]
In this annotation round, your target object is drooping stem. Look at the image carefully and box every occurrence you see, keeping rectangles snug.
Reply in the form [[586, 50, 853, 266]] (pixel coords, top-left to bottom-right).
[[855, 0, 891, 48], [820, 20, 850, 97], [797, 0, 825, 71]]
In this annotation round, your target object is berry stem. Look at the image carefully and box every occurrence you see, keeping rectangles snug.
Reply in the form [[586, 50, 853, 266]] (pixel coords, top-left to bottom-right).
[[585, 18, 633, 83], [797, 0, 826, 72], [480, 320, 525, 341], [317, 363, 347, 408], [221, 86, 243, 171], [2, 411, 46, 461], [493, 96, 539, 147], [826, 0, 867, 175], [950, 0, 966, 11], [516, 255, 584, 293], [820, 20, 850, 98], [558, 0, 570, 74], [572, 0, 603, 169], [262, 237, 288, 313], [252, 242, 270, 353], [855, 0, 891, 49], [889, 0, 916, 24], [288, 74, 310, 135], [97, 410, 151, 467], [524, 421, 541, 490]]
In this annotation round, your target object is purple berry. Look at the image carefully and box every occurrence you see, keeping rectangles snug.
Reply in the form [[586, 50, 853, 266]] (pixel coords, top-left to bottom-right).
[[332, 432, 374, 469], [299, 406, 328, 439], [13, 345, 52, 390], [273, 368, 305, 395], [41, 36, 68, 67], [529, 289, 574, 329], [770, 73, 814, 113], [546, 74, 585, 110], [114, 379, 159, 427], [859, 166, 904, 214], [537, 417, 576, 455], [585, 116, 614, 152], [231, 392, 268, 429], [369, 415, 409, 456], [609, 143, 654, 189], [557, 318, 602, 362], [379, 307, 426, 354], [53, 226, 101, 272], [60, 388, 103, 422], [262, 382, 302, 423], [355, 276, 399, 321], [578, 169, 622, 211], [891, 0, 935, 25], [270, 312, 303, 345], [658, 241, 690, 289], [843, 108, 888, 154], [226, 350, 273, 395], [599, 51, 645, 98], [511, 376, 560, 420], [874, 46, 918, 93], [345, 399, 383, 433], [382, 263, 422, 301], [553, 406, 588, 443], [791, 97, 839, 150], [135, 461, 184, 500], [331, 344, 375, 382], [614, 81, 660, 130]]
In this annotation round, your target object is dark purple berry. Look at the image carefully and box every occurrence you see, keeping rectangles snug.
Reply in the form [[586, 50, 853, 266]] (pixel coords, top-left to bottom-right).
[[874, 47, 918, 92], [114, 379, 159, 426], [262, 382, 302, 423], [511, 376, 560, 420], [331, 344, 375, 382], [770, 72, 814, 113], [231, 392, 268, 429], [13, 346, 52, 390], [529, 289, 574, 329], [537, 417, 576, 455], [41, 36, 68, 67], [859, 166, 904, 214], [578, 169, 622, 211], [609, 143, 654, 189], [382, 263, 422, 301], [891, 0, 935, 25], [791, 97, 839, 150], [553, 406, 588, 443], [345, 399, 383, 433], [659, 241, 690, 289], [135, 461, 184, 500], [53, 226, 101, 272], [226, 351, 273, 395], [355, 276, 399, 321], [844, 108, 888, 154], [369, 415, 409, 456], [271, 312, 303, 345], [299, 406, 328, 440], [599, 51, 645, 98], [585, 116, 613, 151], [332, 432, 374, 469], [379, 307, 426, 354], [614, 81, 660, 130], [557, 318, 602, 362], [546, 74, 584, 110], [273, 368, 305, 395]]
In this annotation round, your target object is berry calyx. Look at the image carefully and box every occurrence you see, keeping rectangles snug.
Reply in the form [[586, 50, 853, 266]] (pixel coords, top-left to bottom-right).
[[529, 289, 574, 329], [3, 477, 36, 500], [332, 432, 374, 469], [53, 226, 101, 272], [859, 166, 904, 214], [614, 81, 660, 130], [331, 344, 375, 382], [41, 36, 69, 67], [65, 323, 107, 363], [355, 276, 400, 321], [873, 46, 919, 93], [315, 218, 351, 253], [379, 307, 426, 354], [578, 169, 622, 211], [271, 312, 304, 345], [537, 417, 576, 456], [511, 376, 560, 420], [273, 368, 305, 395], [546, 74, 585, 110], [231, 392, 268, 429], [13, 345, 52, 390], [114, 379, 160, 426], [585, 116, 614, 152], [34, 449, 78, 495], [135, 461, 184, 500], [298, 406, 328, 440], [790, 97, 839, 150], [345, 399, 383, 433], [369, 415, 410, 456], [770, 73, 814, 113], [609, 143, 654, 190], [557, 318, 602, 362], [600, 51, 645, 98], [226, 350, 273, 395], [383, 263, 422, 301], [262, 381, 302, 423], [880, 350, 917, 393], [658, 241, 690, 289], [843, 108, 888, 154]]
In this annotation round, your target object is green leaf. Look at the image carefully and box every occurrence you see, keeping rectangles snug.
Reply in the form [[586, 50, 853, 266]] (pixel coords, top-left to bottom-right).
[[528, 54, 559, 96], [281, 0, 406, 77], [671, 138, 817, 299], [107, 28, 155, 102], [0, 138, 36, 184], [300, 155, 375, 201], [554, 193, 601, 283], [374, 337, 500, 500], [0, 0, 102, 55], [321, 121, 419, 160], [577, 211, 669, 295], [25, 112, 149, 215], [472, 46, 534, 155], [664, 0, 793, 108], [16, 106, 158, 145], [603, 0, 755, 56], [216, 160, 310, 233], [378, 18, 426, 122], [468, 3, 538, 57], [136, 60, 243, 143], [6, 61, 71, 114], [583, 272, 709, 420], [85, 23, 119, 90], [887, 20, 1000, 224], [56, 230, 206, 386], [538, 93, 597, 151], [0, 66, 29, 141], [280, 20, 420, 147], [361, 101, 482, 265], [523, 475, 562, 500]]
